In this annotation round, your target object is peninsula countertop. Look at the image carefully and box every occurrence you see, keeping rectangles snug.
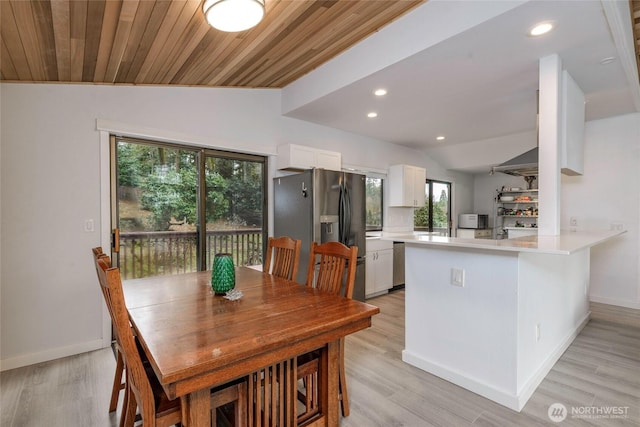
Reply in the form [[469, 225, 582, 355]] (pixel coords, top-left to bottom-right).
[[381, 229, 625, 255]]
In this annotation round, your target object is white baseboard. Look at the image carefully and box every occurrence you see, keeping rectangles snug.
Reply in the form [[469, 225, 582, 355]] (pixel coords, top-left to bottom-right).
[[0, 339, 107, 372], [589, 295, 640, 310], [515, 312, 590, 409], [402, 313, 591, 412], [402, 349, 521, 411]]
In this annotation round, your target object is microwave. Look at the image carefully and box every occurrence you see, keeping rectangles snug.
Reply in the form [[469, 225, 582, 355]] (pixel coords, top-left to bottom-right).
[[459, 214, 488, 229]]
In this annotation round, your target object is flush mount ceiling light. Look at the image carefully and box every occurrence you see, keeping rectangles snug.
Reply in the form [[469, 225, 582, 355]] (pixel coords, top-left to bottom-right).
[[529, 22, 553, 37], [367, 112, 378, 118], [436, 136, 445, 141], [374, 89, 387, 96], [203, 0, 265, 32]]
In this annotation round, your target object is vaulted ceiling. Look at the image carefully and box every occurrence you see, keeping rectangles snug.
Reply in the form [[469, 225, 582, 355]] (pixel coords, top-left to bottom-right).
[[0, 0, 423, 87]]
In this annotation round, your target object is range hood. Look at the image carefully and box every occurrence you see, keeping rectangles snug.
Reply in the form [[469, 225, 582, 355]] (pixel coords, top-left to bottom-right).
[[490, 147, 538, 177]]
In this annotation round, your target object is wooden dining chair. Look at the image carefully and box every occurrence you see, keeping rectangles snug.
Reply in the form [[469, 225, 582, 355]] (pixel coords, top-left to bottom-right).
[[298, 241, 358, 421], [92, 251, 248, 427], [263, 236, 302, 281], [92, 247, 127, 422]]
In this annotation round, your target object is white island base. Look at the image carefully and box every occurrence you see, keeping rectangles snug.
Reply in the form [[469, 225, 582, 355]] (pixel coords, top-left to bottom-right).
[[391, 231, 623, 411]]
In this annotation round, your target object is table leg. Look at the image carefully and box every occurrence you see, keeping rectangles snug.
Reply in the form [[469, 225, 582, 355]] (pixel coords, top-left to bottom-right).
[[325, 340, 339, 427], [181, 388, 211, 427]]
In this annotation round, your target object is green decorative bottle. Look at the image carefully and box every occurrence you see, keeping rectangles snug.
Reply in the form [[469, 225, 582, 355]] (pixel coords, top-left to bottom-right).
[[211, 253, 235, 294]]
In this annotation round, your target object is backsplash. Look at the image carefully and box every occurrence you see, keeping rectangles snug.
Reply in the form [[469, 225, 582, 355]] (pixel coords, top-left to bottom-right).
[[384, 207, 415, 232]]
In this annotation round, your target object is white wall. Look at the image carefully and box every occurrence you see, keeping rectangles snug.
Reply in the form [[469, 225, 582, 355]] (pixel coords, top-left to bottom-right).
[[561, 113, 640, 308], [471, 113, 640, 308], [0, 83, 433, 370]]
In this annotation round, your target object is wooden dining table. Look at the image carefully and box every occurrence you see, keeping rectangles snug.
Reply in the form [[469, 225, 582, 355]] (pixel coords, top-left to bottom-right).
[[122, 266, 379, 427]]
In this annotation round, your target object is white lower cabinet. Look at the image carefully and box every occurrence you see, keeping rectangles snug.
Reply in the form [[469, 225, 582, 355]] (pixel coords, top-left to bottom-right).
[[365, 239, 394, 297]]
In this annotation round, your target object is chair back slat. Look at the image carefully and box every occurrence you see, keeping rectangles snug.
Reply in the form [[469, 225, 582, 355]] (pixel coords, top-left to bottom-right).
[[92, 252, 159, 425], [264, 236, 302, 281], [305, 242, 358, 298]]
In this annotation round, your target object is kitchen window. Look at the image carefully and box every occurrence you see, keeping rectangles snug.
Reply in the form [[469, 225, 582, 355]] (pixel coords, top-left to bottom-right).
[[415, 179, 451, 236], [365, 176, 383, 231]]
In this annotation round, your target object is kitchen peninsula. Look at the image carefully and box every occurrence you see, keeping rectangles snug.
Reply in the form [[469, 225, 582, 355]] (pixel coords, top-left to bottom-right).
[[384, 230, 625, 411]]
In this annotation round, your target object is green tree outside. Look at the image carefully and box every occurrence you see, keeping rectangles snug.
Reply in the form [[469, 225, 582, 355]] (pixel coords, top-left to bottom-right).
[[117, 142, 262, 232]]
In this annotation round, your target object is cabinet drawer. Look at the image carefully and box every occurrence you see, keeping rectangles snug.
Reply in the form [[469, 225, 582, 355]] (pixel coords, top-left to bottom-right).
[[457, 228, 492, 239], [366, 238, 393, 252], [475, 229, 492, 238]]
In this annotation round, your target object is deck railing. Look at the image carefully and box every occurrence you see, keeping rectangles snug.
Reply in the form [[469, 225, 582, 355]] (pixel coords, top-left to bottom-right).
[[119, 229, 263, 280]]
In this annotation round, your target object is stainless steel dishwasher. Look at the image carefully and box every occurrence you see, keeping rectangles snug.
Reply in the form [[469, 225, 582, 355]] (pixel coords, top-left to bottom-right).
[[393, 242, 405, 287]]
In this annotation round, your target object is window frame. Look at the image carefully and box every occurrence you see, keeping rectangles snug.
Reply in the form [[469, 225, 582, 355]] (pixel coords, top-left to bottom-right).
[[365, 175, 384, 232], [110, 135, 268, 276], [414, 179, 452, 236]]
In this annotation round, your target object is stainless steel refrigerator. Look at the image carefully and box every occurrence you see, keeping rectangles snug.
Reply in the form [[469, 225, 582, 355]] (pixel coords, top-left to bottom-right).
[[274, 169, 366, 302]]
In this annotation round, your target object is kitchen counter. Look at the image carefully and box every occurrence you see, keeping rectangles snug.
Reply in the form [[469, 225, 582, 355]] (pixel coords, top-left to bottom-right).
[[366, 230, 437, 240], [395, 229, 625, 411], [383, 229, 624, 254]]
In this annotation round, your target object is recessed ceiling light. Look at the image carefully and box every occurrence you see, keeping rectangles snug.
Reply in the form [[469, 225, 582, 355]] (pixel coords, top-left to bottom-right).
[[367, 112, 378, 118], [529, 22, 553, 37], [374, 89, 387, 96], [599, 56, 616, 65], [436, 136, 445, 141]]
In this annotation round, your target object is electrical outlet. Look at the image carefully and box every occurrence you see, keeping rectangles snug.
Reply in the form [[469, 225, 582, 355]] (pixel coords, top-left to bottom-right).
[[610, 222, 623, 231], [451, 268, 465, 287], [570, 217, 577, 227]]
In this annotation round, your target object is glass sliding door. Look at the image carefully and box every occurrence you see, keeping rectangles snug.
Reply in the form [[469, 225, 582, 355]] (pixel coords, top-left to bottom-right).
[[111, 136, 266, 279], [202, 153, 266, 271]]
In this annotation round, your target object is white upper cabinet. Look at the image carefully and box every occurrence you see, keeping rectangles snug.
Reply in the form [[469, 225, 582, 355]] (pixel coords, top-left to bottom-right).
[[560, 70, 585, 176], [388, 164, 426, 207], [277, 144, 341, 171]]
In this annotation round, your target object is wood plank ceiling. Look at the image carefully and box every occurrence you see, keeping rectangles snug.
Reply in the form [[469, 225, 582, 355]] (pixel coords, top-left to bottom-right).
[[0, 0, 424, 88]]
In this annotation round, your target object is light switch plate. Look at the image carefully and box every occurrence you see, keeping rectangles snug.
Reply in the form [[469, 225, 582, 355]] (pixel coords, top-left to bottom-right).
[[451, 268, 465, 287]]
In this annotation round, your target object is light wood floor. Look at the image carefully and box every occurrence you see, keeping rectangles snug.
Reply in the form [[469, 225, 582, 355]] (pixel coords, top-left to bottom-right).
[[1, 290, 638, 426]]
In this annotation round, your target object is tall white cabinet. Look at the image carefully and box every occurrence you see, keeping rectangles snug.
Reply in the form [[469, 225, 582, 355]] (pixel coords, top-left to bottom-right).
[[388, 164, 427, 207]]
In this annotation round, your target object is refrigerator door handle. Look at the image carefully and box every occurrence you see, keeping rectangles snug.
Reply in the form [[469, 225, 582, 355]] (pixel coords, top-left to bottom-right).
[[338, 182, 344, 245], [344, 183, 351, 245], [338, 179, 352, 247]]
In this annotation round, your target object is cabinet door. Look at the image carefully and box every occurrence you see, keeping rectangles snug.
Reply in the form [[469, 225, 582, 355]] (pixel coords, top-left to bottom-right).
[[289, 145, 316, 169], [411, 166, 426, 207], [457, 228, 474, 239], [365, 251, 376, 296], [389, 165, 426, 207], [388, 165, 412, 206], [374, 249, 394, 293], [277, 144, 342, 171]]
